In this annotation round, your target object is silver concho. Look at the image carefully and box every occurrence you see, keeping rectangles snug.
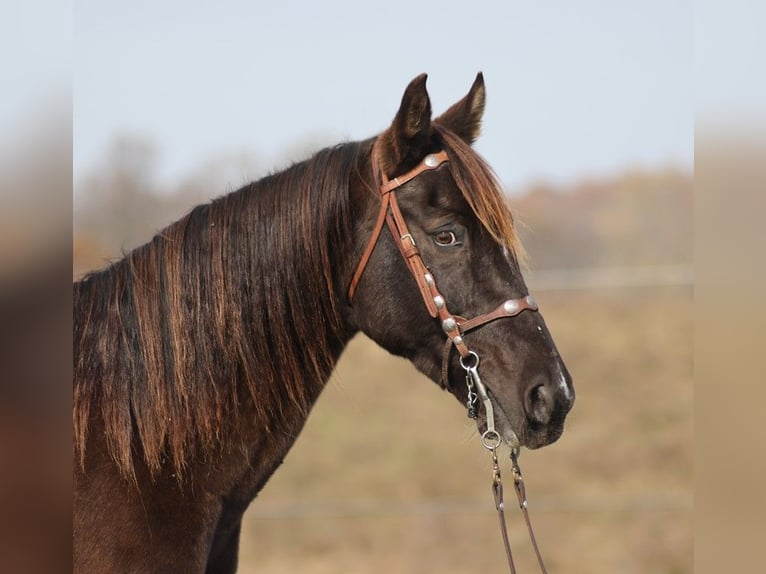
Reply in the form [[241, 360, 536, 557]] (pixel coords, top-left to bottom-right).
[[433, 295, 445, 310], [503, 299, 520, 314], [424, 154, 439, 168], [424, 273, 434, 286], [525, 295, 538, 310], [442, 317, 457, 333]]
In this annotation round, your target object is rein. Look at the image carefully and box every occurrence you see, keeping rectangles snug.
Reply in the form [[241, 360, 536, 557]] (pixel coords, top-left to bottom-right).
[[349, 142, 549, 573]]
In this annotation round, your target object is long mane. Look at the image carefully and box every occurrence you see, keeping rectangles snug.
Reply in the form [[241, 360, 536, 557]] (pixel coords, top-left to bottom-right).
[[73, 128, 522, 481], [74, 142, 363, 479]]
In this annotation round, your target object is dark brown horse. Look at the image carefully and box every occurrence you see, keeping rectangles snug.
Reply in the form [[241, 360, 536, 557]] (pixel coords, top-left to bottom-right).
[[73, 73, 574, 573]]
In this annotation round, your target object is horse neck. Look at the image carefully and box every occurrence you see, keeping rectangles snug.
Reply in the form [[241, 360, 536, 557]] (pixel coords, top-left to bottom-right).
[[175, 163, 359, 443], [75, 147, 363, 481]]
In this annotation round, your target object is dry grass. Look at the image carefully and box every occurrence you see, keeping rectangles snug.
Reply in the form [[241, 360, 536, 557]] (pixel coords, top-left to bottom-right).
[[238, 288, 693, 573]]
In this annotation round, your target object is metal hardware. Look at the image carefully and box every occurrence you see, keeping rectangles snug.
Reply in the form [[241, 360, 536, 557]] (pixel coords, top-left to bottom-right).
[[481, 429, 502, 450], [465, 372, 478, 419], [503, 299, 519, 314], [459, 351, 479, 370]]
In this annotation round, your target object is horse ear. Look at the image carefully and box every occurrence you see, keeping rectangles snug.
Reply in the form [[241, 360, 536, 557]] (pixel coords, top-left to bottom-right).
[[378, 73, 433, 175], [434, 72, 486, 144]]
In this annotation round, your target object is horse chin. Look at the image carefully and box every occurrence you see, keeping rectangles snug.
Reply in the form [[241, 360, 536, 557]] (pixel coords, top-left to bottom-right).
[[523, 422, 565, 450], [475, 393, 524, 449], [482, 390, 565, 450]]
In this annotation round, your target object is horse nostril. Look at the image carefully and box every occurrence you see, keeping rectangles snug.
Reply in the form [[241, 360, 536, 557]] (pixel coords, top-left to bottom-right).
[[525, 383, 554, 425]]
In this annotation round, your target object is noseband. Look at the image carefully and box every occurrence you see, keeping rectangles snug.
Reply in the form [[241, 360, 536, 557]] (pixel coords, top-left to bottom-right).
[[348, 141, 549, 573]]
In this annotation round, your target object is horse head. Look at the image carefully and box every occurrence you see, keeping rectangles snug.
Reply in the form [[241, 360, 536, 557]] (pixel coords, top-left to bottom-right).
[[347, 73, 574, 449]]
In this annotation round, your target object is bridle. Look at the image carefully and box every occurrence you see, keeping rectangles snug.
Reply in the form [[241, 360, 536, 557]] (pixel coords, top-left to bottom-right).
[[348, 140, 549, 573], [348, 143, 539, 400]]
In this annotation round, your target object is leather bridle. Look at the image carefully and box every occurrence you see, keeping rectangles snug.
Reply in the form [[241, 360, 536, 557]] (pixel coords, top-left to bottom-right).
[[348, 140, 539, 393], [348, 140, 550, 573]]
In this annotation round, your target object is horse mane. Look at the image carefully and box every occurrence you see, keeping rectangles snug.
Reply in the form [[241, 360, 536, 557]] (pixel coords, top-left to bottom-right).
[[74, 141, 364, 480], [73, 127, 522, 482]]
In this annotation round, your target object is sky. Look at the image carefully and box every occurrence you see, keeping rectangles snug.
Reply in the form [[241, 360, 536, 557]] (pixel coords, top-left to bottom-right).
[[73, 0, 694, 194]]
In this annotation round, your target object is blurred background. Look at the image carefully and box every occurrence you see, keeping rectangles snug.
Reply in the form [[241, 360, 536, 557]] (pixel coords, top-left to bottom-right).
[[11, 0, 766, 572], [70, 1, 693, 572]]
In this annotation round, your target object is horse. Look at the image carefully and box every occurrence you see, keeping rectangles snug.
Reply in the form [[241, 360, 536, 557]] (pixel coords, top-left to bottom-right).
[[73, 73, 575, 573]]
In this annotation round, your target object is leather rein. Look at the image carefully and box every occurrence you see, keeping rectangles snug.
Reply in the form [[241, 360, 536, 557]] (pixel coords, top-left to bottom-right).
[[348, 141, 549, 573]]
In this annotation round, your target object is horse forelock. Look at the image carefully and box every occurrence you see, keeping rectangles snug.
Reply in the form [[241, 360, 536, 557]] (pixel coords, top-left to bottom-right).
[[433, 125, 526, 266], [73, 142, 362, 481]]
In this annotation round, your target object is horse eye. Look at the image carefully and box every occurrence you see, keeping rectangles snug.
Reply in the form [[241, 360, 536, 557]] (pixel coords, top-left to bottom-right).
[[434, 230, 458, 246]]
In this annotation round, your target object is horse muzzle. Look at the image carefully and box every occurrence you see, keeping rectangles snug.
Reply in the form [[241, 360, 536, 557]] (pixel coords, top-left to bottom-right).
[[520, 370, 575, 448]]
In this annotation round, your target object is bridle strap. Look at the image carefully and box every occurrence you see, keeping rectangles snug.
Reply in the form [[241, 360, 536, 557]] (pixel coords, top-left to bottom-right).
[[512, 451, 549, 573], [384, 191, 441, 318], [347, 147, 449, 303], [490, 448, 549, 574], [349, 143, 473, 354], [347, 191, 391, 301], [440, 296, 539, 387], [379, 151, 449, 193], [458, 296, 538, 333]]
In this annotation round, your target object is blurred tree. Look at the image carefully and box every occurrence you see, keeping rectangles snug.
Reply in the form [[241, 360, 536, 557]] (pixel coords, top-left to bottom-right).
[[74, 136, 164, 257], [512, 169, 692, 270], [73, 135, 265, 274], [73, 135, 692, 278]]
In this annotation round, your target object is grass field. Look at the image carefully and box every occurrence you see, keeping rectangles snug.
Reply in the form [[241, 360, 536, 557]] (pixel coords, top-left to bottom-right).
[[237, 287, 693, 573]]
